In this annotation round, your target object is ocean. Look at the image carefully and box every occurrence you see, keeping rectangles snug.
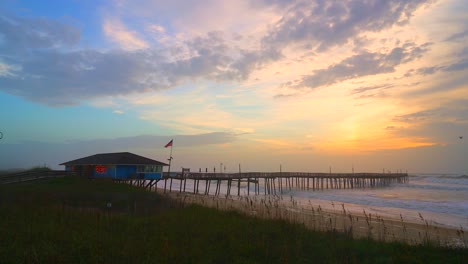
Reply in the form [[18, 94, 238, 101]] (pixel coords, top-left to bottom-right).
[[155, 174, 468, 229]]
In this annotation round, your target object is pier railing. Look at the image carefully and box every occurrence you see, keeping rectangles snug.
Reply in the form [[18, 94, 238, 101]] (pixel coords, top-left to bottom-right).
[[163, 171, 408, 179]]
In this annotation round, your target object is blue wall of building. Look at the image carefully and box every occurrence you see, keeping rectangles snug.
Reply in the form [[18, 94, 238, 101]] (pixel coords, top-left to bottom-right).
[[65, 164, 164, 179], [115, 165, 137, 179], [65, 165, 162, 180], [90, 165, 162, 180], [144, 172, 163, 179]]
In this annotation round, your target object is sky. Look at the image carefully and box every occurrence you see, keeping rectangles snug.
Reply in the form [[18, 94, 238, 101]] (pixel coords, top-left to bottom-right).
[[0, 0, 467, 174]]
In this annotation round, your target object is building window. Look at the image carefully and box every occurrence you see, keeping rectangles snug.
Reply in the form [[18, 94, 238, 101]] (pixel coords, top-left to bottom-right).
[[137, 165, 162, 173]]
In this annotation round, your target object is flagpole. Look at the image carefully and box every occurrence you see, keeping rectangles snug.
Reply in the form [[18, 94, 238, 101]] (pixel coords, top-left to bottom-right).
[[163, 139, 173, 193], [168, 143, 173, 174], [168, 141, 173, 192]]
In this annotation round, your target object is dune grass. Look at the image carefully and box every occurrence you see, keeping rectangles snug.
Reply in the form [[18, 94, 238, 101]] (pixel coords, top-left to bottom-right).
[[0, 177, 466, 263], [0, 166, 51, 176]]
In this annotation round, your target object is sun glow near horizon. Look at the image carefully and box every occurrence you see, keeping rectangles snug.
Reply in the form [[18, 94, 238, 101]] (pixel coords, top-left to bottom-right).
[[0, 0, 467, 174]]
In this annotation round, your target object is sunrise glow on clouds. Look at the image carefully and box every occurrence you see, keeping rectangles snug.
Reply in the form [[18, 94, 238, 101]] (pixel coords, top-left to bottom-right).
[[0, 0, 466, 173]]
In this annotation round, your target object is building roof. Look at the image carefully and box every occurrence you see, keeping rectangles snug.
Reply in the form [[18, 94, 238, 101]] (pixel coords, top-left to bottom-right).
[[60, 152, 168, 166]]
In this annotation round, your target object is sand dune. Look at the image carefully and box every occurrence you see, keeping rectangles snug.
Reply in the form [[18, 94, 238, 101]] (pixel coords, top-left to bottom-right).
[[160, 190, 467, 248]]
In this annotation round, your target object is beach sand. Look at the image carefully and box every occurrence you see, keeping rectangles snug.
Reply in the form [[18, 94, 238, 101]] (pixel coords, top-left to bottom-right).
[[157, 189, 467, 248]]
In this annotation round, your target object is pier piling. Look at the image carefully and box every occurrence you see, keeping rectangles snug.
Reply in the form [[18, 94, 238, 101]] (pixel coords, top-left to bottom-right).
[[146, 172, 409, 198]]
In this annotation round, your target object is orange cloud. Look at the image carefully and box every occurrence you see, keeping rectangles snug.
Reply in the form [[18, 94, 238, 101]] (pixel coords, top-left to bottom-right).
[[103, 18, 148, 50]]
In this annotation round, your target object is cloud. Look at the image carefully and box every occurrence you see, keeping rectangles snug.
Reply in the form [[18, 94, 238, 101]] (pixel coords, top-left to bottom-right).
[[220, 47, 282, 81], [445, 58, 468, 72], [394, 100, 468, 124], [351, 84, 395, 94], [0, 15, 240, 105], [402, 59, 468, 97], [103, 18, 148, 50], [1, 12, 282, 105], [287, 43, 429, 90], [73, 132, 237, 149], [0, 13, 281, 106], [0, 132, 237, 169], [233, 127, 255, 134], [394, 110, 438, 123], [161, 31, 233, 79], [0, 49, 165, 105], [415, 66, 444, 75], [408, 58, 468, 77], [0, 15, 80, 54], [404, 38, 468, 78], [0, 61, 19, 77], [391, 121, 468, 146], [445, 29, 468, 42], [262, 0, 431, 51], [351, 83, 400, 100], [273, 93, 299, 99], [146, 24, 173, 45], [0, 1, 437, 105], [148, 24, 165, 34]]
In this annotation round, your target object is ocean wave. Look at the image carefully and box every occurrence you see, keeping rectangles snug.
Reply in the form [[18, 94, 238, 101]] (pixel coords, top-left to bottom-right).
[[449, 175, 468, 179], [157, 178, 468, 228], [409, 174, 468, 188], [401, 183, 468, 192], [291, 189, 468, 217]]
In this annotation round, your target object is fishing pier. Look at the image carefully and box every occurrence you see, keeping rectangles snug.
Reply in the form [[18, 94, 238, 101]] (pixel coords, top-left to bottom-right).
[[131, 172, 409, 196], [57, 152, 409, 197]]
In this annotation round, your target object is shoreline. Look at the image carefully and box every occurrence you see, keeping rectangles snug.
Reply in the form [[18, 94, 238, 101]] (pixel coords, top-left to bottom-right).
[[156, 189, 467, 248]]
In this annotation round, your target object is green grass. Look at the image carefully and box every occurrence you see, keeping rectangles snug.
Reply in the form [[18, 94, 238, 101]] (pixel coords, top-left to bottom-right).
[[0, 177, 466, 263]]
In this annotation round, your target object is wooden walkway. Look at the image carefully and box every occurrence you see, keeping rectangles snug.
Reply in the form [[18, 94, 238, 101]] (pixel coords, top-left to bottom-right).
[[0, 170, 71, 184], [128, 172, 409, 197]]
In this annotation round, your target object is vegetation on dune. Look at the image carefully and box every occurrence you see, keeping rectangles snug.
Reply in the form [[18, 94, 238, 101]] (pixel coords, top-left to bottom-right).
[[0, 177, 466, 263], [0, 165, 52, 176]]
